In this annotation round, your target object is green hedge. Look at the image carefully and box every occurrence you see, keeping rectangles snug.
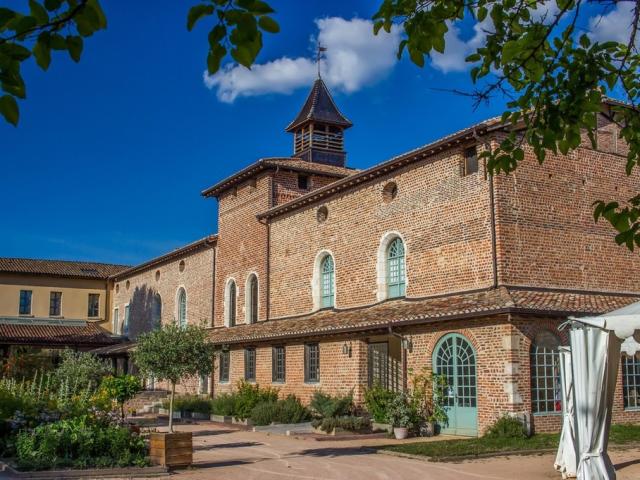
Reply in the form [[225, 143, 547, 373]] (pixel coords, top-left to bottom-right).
[[250, 395, 311, 426]]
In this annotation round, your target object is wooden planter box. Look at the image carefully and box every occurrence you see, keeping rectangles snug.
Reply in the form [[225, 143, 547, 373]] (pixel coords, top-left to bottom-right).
[[149, 432, 193, 468]]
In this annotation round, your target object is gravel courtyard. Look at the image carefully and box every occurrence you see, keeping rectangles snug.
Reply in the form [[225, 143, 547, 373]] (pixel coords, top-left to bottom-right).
[[167, 423, 640, 480]]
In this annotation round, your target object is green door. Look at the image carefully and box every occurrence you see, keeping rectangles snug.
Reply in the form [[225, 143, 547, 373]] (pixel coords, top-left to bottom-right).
[[433, 334, 478, 436]]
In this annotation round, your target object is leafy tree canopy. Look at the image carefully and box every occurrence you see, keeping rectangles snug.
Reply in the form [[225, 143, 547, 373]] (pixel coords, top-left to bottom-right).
[[4, 0, 640, 248]]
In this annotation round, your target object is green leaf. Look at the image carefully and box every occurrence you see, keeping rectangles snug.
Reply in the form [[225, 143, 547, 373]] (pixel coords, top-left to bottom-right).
[[408, 47, 424, 67], [33, 37, 51, 70], [66, 36, 83, 62], [258, 16, 279, 33], [43, 0, 63, 11], [187, 4, 214, 31], [29, 0, 49, 24], [247, 0, 274, 14], [0, 8, 16, 28], [207, 43, 227, 74], [231, 44, 255, 68], [0, 95, 19, 126]]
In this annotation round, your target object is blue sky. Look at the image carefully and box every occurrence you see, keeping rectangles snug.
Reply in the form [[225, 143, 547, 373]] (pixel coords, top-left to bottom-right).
[[0, 0, 625, 266]]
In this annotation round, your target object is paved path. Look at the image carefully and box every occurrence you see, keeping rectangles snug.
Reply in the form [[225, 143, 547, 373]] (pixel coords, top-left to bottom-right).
[[169, 423, 640, 480]]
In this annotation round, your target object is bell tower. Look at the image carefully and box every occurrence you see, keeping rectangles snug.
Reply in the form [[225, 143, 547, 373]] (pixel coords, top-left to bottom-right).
[[285, 70, 352, 167]]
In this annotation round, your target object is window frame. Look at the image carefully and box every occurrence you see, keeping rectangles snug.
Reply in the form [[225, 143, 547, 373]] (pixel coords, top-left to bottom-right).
[[320, 255, 335, 308], [219, 350, 230, 383], [246, 274, 258, 324], [19, 290, 32, 315], [386, 237, 406, 299], [87, 293, 100, 318], [123, 304, 130, 336], [297, 174, 309, 190], [113, 307, 120, 334], [49, 291, 62, 317], [530, 331, 562, 415], [272, 345, 286, 383], [622, 353, 640, 410], [226, 280, 237, 327], [244, 347, 256, 382], [462, 146, 479, 176], [304, 343, 320, 384], [177, 288, 187, 328]]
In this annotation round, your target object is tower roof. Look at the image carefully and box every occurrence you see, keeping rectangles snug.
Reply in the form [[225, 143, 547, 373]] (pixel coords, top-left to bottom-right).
[[285, 78, 353, 132]]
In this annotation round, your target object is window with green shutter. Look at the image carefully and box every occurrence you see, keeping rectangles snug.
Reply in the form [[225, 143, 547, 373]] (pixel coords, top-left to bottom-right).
[[387, 238, 406, 298], [320, 255, 335, 308]]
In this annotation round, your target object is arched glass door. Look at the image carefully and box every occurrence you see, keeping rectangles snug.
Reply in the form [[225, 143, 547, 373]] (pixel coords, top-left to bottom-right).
[[433, 333, 478, 436]]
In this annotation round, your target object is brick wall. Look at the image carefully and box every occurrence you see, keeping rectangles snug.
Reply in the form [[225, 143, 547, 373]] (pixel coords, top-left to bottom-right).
[[111, 245, 214, 394], [492, 122, 640, 293], [214, 174, 271, 327], [268, 147, 495, 318]]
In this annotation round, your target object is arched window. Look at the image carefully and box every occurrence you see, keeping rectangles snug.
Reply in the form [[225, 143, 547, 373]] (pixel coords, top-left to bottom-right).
[[225, 280, 237, 327], [530, 330, 562, 414], [177, 288, 187, 328], [246, 274, 258, 324], [320, 255, 335, 308], [151, 294, 162, 330], [386, 237, 406, 298]]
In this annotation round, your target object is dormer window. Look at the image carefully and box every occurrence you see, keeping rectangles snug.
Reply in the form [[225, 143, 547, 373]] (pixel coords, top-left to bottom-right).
[[298, 174, 309, 190]]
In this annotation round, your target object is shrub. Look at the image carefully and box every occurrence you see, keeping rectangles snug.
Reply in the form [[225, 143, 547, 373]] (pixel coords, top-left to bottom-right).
[[311, 416, 370, 433], [211, 393, 236, 416], [54, 350, 111, 390], [485, 415, 529, 439], [14, 416, 148, 471], [233, 381, 279, 420], [170, 395, 212, 414], [364, 383, 395, 423], [250, 395, 311, 426], [309, 391, 353, 419], [386, 392, 415, 428], [100, 375, 142, 419]]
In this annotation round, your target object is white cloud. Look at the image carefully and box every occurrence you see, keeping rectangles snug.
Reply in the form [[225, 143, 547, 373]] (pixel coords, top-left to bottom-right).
[[431, 19, 490, 73], [589, 2, 636, 44], [430, 1, 559, 74], [203, 17, 401, 103]]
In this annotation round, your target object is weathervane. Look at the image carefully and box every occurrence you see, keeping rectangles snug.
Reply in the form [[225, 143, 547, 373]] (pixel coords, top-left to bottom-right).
[[317, 43, 327, 78]]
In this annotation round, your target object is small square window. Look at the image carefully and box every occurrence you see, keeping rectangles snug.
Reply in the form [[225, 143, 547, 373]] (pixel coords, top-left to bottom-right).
[[462, 147, 479, 176], [298, 174, 309, 190]]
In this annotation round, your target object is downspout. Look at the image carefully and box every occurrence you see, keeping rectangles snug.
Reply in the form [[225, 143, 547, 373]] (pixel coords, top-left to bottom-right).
[[474, 127, 499, 289]]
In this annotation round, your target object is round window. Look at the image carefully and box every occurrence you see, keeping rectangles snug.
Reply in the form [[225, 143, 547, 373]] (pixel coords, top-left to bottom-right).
[[179, 260, 185, 272], [125, 280, 130, 290]]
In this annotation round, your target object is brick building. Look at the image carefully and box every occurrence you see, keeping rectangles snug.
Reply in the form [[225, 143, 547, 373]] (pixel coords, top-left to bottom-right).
[[195, 80, 640, 436], [57, 78, 639, 436]]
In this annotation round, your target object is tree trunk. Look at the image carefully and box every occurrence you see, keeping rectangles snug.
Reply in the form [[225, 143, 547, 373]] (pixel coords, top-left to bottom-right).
[[168, 381, 176, 433]]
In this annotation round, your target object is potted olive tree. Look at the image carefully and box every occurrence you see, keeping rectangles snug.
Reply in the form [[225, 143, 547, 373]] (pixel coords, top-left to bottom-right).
[[133, 323, 215, 467], [387, 392, 414, 440]]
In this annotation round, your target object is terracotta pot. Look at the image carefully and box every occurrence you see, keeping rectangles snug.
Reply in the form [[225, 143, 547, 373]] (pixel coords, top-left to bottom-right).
[[393, 427, 409, 440]]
